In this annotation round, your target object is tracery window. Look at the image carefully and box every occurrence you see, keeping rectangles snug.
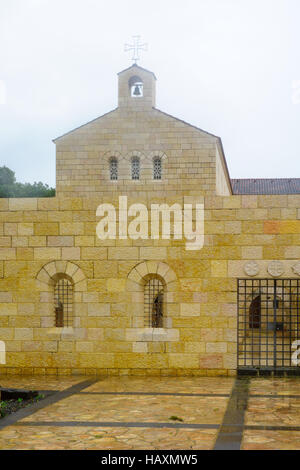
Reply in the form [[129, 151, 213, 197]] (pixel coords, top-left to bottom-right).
[[110, 157, 118, 181], [131, 157, 140, 180], [153, 157, 162, 180]]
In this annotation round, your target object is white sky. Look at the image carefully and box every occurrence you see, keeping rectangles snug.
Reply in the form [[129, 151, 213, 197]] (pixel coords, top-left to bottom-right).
[[0, 0, 299, 187]]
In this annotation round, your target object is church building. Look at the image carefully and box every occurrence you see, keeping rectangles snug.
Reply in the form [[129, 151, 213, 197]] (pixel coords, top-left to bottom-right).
[[0, 63, 300, 377]]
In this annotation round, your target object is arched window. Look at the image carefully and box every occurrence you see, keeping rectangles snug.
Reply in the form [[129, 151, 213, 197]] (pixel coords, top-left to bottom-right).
[[153, 157, 162, 180], [131, 157, 140, 180], [110, 157, 118, 181], [249, 295, 261, 329], [54, 276, 73, 327], [144, 277, 164, 328]]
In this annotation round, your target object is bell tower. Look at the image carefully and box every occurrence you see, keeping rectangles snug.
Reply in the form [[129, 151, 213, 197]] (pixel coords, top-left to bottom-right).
[[118, 64, 156, 109]]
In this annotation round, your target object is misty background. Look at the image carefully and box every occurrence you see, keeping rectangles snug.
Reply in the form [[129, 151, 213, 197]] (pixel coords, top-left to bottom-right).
[[0, 0, 299, 187]]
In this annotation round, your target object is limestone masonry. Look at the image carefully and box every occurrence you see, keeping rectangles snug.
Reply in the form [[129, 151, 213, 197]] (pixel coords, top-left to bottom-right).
[[0, 64, 299, 376]]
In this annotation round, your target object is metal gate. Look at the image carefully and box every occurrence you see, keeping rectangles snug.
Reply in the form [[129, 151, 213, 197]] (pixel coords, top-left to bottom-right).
[[237, 279, 300, 374]]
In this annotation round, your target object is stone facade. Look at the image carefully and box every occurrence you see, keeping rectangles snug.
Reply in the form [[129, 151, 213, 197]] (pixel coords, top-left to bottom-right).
[[0, 64, 299, 376]]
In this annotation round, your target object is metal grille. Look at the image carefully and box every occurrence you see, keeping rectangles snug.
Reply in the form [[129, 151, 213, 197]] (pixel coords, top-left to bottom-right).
[[144, 278, 164, 327], [153, 157, 162, 180], [238, 279, 300, 372], [131, 157, 140, 180], [110, 158, 118, 180], [54, 278, 73, 327]]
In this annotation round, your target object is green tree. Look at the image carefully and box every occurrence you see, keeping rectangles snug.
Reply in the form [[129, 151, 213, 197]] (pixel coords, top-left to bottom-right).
[[0, 166, 16, 186], [0, 166, 55, 198]]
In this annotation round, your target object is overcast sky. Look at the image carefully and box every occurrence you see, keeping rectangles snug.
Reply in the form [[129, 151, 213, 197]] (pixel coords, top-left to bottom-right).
[[0, 0, 299, 187]]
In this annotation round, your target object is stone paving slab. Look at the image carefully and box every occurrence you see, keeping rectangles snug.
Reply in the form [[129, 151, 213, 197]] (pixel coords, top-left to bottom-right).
[[83, 377, 234, 395], [0, 376, 86, 391], [1, 376, 300, 450], [246, 396, 300, 427], [248, 377, 300, 396], [19, 394, 228, 425], [0, 425, 218, 450], [242, 429, 300, 450]]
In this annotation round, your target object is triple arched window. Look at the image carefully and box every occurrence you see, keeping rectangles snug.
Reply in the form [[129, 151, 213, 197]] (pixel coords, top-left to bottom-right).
[[109, 156, 163, 181]]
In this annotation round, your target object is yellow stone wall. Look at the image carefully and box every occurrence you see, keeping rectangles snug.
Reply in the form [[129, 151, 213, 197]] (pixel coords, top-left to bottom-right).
[[0, 194, 299, 376], [0, 64, 299, 376]]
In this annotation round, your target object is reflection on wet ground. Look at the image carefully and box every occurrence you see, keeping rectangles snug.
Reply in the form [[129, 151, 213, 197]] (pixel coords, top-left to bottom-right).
[[0, 375, 300, 449]]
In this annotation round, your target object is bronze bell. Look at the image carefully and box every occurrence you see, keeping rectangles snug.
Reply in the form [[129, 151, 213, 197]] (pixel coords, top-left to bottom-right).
[[133, 85, 141, 96]]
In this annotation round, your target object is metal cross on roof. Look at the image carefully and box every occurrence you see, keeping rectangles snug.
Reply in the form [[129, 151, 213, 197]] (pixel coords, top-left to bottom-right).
[[124, 36, 148, 64]]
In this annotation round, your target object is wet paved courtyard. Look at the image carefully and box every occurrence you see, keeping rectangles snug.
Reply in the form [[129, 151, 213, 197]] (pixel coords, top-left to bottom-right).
[[0, 375, 300, 450]]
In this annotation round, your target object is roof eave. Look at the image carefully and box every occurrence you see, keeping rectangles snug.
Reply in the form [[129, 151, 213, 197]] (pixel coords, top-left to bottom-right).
[[52, 108, 118, 143], [153, 107, 233, 194], [118, 64, 157, 80]]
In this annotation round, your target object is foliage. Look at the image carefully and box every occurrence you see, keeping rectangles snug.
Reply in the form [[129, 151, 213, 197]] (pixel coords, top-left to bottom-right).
[[0, 166, 16, 186], [0, 166, 55, 198], [0, 394, 46, 418], [169, 415, 184, 422]]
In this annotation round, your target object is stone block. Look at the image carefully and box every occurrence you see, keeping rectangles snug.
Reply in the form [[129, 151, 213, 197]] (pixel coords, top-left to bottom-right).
[[133, 342, 148, 353], [135, 262, 148, 278], [0, 249, 16, 260], [285, 246, 300, 259], [48, 236, 74, 247], [9, 199, 37, 211], [169, 353, 199, 369], [0, 292, 12, 303], [0, 237, 11, 247], [75, 236, 95, 246], [280, 221, 300, 234], [37, 198, 59, 210], [87, 328, 104, 341], [62, 247, 81, 260], [34, 248, 61, 260], [241, 246, 263, 259], [206, 342, 227, 353], [223, 353, 237, 369], [180, 303, 200, 316], [76, 342, 93, 353], [107, 278, 126, 292], [14, 328, 33, 340], [140, 247, 167, 260], [88, 303, 110, 316], [81, 247, 107, 260], [211, 260, 227, 277], [60, 223, 85, 235], [199, 354, 223, 369], [0, 328, 14, 340], [29, 236, 47, 247], [0, 303, 17, 316], [108, 247, 139, 260], [78, 353, 114, 368], [4, 223, 17, 236], [35, 223, 59, 236]]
